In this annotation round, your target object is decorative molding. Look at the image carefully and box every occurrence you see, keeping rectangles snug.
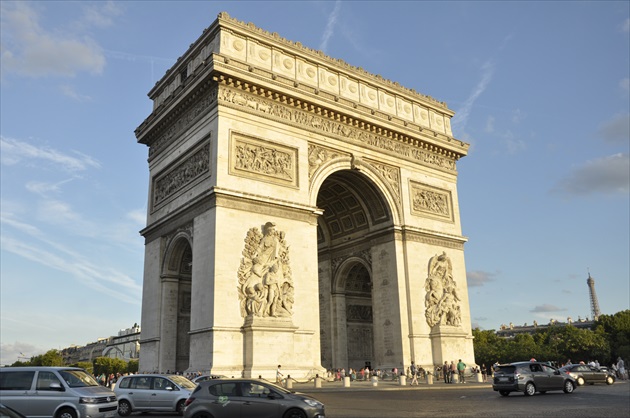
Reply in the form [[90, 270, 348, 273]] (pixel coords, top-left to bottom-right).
[[409, 180, 454, 222], [146, 86, 218, 159], [307, 143, 348, 180], [152, 141, 211, 210], [230, 131, 298, 187], [368, 159, 402, 207], [217, 84, 458, 173]]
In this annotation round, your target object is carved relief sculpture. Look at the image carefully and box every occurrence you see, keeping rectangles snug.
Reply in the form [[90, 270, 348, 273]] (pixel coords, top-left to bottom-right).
[[237, 222, 294, 318], [424, 251, 462, 327]]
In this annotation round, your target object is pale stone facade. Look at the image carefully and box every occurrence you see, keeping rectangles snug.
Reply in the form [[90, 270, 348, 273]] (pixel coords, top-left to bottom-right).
[[136, 12, 474, 379]]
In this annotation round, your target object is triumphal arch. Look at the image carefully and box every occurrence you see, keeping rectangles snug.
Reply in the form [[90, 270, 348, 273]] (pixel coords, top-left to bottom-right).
[[136, 12, 475, 378]]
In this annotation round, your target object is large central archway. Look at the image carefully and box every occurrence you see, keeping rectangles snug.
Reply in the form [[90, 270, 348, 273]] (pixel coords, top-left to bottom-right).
[[136, 12, 475, 378], [316, 169, 396, 371]]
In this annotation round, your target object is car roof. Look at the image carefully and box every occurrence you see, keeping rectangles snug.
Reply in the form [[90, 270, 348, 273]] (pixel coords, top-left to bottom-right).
[[0, 367, 84, 372]]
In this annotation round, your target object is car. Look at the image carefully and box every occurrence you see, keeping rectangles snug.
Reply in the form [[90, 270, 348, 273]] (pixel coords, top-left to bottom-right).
[[492, 361, 577, 396], [183, 378, 325, 418], [0, 367, 117, 418], [191, 375, 226, 384], [0, 403, 27, 418], [114, 374, 196, 416], [559, 364, 615, 386]]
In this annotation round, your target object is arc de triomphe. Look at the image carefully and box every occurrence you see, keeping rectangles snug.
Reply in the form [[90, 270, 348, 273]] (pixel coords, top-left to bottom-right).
[[136, 12, 475, 378]]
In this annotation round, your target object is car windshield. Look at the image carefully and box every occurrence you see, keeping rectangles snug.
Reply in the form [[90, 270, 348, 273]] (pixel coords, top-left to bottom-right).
[[168, 375, 196, 390], [58, 370, 99, 388]]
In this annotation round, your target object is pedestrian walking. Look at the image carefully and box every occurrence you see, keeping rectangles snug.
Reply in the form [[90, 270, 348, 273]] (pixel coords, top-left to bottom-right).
[[457, 359, 467, 383], [410, 361, 419, 385]]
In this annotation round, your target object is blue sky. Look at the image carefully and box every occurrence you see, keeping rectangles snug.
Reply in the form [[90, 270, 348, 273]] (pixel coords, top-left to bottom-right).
[[1, 1, 628, 366]]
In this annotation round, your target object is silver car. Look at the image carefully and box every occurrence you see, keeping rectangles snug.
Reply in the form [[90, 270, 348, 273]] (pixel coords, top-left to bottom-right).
[[0, 367, 117, 418], [114, 374, 195, 416], [183, 378, 325, 418]]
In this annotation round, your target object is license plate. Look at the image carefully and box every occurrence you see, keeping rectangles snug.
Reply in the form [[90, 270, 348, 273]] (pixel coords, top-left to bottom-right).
[[499, 377, 508, 381]]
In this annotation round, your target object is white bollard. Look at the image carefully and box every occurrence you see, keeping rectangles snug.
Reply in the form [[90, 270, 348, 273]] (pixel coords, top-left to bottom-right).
[[399, 375, 406, 386], [285, 376, 293, 389], [314, 377, 322, 388], [343, 376, 351, 387], [371, 376, 378, 387], [427, 374, 434, 385]]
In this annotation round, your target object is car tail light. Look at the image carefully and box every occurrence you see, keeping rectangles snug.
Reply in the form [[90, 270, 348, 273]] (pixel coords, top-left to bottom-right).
[[184, 397, 195, 407]]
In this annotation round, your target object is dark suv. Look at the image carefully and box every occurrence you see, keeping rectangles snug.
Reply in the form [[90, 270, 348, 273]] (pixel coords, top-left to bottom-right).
[[492, 361, 577, 396]]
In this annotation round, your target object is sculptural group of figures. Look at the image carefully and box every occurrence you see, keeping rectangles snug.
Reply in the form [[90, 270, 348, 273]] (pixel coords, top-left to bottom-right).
[[424, 252, 462, 327], [238, 222, 294, 318]]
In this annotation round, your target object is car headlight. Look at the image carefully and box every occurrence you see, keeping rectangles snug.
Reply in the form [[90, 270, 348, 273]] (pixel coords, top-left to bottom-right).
[[79, 397, 98, 404], [303, 399, 322, 408]]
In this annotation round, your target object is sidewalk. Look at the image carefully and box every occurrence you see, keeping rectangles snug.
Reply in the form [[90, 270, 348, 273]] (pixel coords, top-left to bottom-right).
[[287, 377, 493, 393]]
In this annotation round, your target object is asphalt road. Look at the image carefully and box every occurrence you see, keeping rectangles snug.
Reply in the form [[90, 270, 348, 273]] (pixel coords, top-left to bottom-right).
[[122, 379, 630, 418], [296, 380, 630, 418]]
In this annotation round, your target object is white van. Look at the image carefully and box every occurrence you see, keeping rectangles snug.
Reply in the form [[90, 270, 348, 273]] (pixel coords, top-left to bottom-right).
[[0, 367, 117, 418]]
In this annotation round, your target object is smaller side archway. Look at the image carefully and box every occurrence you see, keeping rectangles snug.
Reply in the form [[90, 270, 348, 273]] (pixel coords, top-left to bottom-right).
[[328, 257, 374, 372], [159, 234, 193, 373]]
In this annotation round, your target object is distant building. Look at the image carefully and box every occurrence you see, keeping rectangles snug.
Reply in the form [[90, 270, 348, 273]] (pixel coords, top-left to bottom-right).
[[496, 317, 595, 338], [60, 324, 141, 364]]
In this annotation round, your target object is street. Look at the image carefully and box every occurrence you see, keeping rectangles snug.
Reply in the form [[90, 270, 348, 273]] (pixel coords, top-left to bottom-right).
[[127, 379, 629, 418]]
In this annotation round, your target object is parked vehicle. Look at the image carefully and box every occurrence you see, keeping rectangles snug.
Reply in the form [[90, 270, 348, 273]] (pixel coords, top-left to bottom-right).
[[184, 378, 325, 418], [191, 375, 226, 385], [492, 361, 577, 396], [0, 367, 117, 418], [114, 374, 195, 416], [559, 364, 615, 385], [0, 403, 28, 418]]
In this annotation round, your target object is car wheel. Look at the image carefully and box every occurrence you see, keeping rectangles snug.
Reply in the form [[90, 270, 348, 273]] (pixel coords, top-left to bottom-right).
[[524, 382, 536, 396], [577, 376, 585, 386], [192, 413, 214, 418], [118, 400, 132, 417], [563, 380, 575, 394], [283, 408, 308, 418], [176, 400, 186, 416], [606, 376, 614, 385], [56, 407, 77, 418], [499, 390, 510, 397]]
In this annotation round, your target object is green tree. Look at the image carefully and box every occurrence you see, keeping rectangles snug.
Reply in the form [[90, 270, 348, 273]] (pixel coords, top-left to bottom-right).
[[127, 359, 139, 374], [30, 350, 64, 366], [595, 310, 630, 365], [93, 357, 127, 376]]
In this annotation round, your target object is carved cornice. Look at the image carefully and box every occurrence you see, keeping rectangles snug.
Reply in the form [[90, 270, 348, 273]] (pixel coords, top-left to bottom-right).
[[216, 80, 460, 173], [402, 227, 466, 250]]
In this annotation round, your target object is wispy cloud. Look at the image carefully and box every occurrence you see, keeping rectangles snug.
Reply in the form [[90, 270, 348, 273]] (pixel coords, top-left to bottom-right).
[[60, 85, 92, 102], [0, 136, 101, 171], [319, 0, 342, 53], [621, 17, 630, 33], [467, 270, 497, 287], [598, 113, 630, 146], [0, 232, 141, 304], [530, 304, 567, 313], [551, 153, 630, 196], [0, 2, 107, 78], [451, 59, 495, 132]]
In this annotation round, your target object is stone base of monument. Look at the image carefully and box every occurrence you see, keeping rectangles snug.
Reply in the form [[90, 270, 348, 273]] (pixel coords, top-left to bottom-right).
[[243, 316, 298, 378]]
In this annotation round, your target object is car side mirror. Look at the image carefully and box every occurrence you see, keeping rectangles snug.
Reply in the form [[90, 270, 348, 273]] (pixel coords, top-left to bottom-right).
[[49, 383, 65, 391]]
